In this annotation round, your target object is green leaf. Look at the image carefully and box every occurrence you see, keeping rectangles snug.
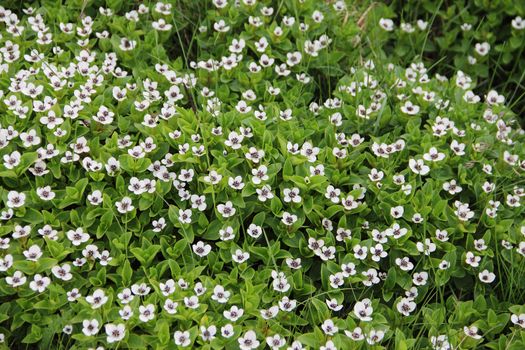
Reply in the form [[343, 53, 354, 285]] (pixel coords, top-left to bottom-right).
[[395, 328, 408, 350], [22, 325, 42, 344], [15, 152, 39, 176], [283, 158, 293, 178], [270, 197, 282, 215], [156, 319, 170, 345], [97, 210, 114, 238], [168, 205, 179, 225]]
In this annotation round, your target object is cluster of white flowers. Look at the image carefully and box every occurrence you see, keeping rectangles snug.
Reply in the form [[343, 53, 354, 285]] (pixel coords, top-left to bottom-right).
[[0, 1, 525, 349]]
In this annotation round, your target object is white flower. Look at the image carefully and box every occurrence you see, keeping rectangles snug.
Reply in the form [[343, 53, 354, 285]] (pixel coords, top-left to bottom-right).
[[354, 244, 367, 260], [236, 100, 252, 114], [408, 158, 430, 175], [225, 131, 244, 149], [320, 340, 337, 350], [272, 272, 291, 293], [486, 90, 505, 105], [396, 257, 414, 271], [423, 147, 445, 162], [232, 249, 250, 263], [217, 201, 235, 218], [369, 168, 384, 181], [325, 185, 341, 203], [190, 194, 206, 211], [261, 305, 280, 319], [224, 305, 244, 322], [6, 271, 26, 287], [105, 323, 126, 343], [507, 194, 520, 207], [116, 197, 134, 213], [300, 142, 320, 162], [119, 38, 137, 51], [62, 325, 72, 335], [463, 325, 482, 339], [321, 319, 338, 335], [256, 185, 274, 202], [3, 151, 21, 169], [512, 16, 525, 30], [413, 271, 428, 286], [164, 299, 178, 314], [283, 187, 301, 203], [218, 324, 233, 338], [159, 279, 176, 296], [396, 297, 416, 316], [23, 245, 42, 261], [366, 330, 385, 345], [211, 285, 230, 303], [475, 42, 490, 56], [29, 274, 50, 293], [245, 147, 264, 163], [52, 264, 73, 281], [6, 190, 26, 208], [329, 272, 344, 289], [82, 319, 100, 336], [12, 225, 31, 239], [132, 282, 151, 295], [119, 305, 133, 320], [454, 201, 474, 221], [118, 289, 134, 304], [87, 190, 103, 205], [416, 239, 436, 255], [354, 298, 373, 321], [200, 325, 217, 342], [281, 212, 297, 226], [266, 334, 286, 350], [219, 226, 235, 241], [390, 205, 404, 219], [379, 18, 394, 31], [511, 314, 525, 328], [139, 304, 155, 322], [400, 101, 420, 115], [449, 140, 465, 156], [370, 243, 387, 262], [239, 330, 260, 350], [228, 176, 245, 190], [204, 170, 222, 184], [252, 165, 268, 184], [36, 186, 55, 201], [20, 129, 41, 147], [192, 241, 212, 257], [178, 209, 192, 224], [417, 19, 428, 30], [66, 228, 90, 246], [67, 288, 81, 301], [443, 179, 462, 194], [86, 289, 108, 309], [326, 298, 343, 311], [435, 229, 449, 242], [152, 18, 172, 31], [464, 90, 480, 103], [344, 327, 364, 341], [247, 224, 262, 238], [278, 296, 297, 312], [478, 269, 496, 283]]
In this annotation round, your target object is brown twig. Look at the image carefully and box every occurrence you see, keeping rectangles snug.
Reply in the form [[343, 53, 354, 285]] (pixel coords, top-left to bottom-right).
[[357, 2, 379, 30]]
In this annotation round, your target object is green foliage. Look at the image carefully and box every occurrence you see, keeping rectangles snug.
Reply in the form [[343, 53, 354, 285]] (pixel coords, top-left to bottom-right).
[[0, 1, 524, 350]]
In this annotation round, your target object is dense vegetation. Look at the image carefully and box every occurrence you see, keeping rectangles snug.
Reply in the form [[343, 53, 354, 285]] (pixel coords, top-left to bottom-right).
[[0, 1, 524, 349]]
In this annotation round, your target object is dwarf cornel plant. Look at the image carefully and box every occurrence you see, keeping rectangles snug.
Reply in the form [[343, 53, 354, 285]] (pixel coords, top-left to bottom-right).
[[0, 1, 525, 350], [363, 0, 525, 124]]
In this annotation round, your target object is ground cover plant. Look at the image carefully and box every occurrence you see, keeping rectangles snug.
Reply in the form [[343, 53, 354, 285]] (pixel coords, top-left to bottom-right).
[[363, 0, 525, 123], [0, 0, 525, 349]]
